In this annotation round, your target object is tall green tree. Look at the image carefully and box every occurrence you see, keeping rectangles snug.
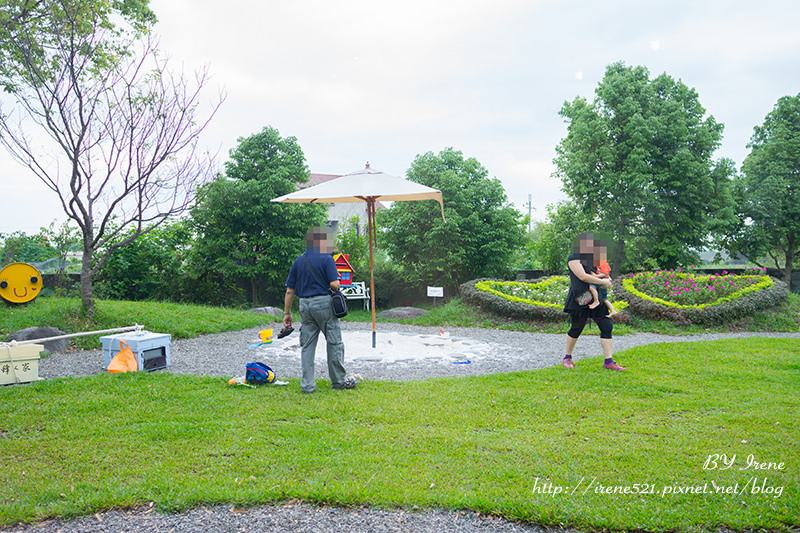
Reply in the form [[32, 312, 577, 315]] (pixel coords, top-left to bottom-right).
[[726, 93, 800, 284], [96, 218, 192, 302], [554, 62, 734, 275], [335, 216, 370, 278], [378, 148, 525, 292], [190, 127, 326, 306], [0, 0, 156, 89], [0, 0, 221, 316], [532, 201, 595, 274]]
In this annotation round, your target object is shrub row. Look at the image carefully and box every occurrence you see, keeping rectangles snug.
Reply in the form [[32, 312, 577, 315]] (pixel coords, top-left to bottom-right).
[[460, 278, 567, 320], [462, 274, 788, 326], [614, 274, 788, 325]]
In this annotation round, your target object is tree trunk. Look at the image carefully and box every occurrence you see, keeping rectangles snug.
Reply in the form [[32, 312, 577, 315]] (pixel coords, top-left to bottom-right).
[[55, 265, 66, 291], [80, 245, 94, 317], [784, 233, 795, 286], [251, 277, 259, 307], [612, 239, 625, 278]]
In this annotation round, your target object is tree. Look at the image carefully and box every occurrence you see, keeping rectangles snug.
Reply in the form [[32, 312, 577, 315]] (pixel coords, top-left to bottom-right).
[[378, 148, 525, 293], [0, 0, 156, 86], [190, 127, 327, 307], [726, 93, 800, 284], [532, 201, 595, 274], [554, 62, 734, 275], [96, 218, 192, 302], [1, 223, 81, 291], [509, 224, 540, 272], [38, 220, 81, 289], [0, 0, 221, 316], [335, 216, 370, 277], [0, 230, 55, 265]]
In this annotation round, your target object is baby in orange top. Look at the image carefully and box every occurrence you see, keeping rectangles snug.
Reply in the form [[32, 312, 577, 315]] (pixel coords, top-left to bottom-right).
[[589, 248, 617, 316]]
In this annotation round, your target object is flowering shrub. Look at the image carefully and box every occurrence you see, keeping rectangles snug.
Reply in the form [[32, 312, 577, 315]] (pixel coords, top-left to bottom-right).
[[624, 267, 772, 308], [461, 276, 627, 320], [462, 267, 787, 325], [616, 267, 788, 325]]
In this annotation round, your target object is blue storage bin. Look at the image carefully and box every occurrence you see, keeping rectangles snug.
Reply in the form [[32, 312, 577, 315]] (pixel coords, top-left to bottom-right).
[[101, 331, 171, 372]]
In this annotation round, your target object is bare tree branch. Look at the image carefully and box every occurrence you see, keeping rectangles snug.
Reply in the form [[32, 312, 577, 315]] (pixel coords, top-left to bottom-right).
[[0, 0, 224, 315]]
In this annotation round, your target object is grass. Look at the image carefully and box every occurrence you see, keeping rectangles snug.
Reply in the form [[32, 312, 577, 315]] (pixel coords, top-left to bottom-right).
[[1, 338, 798, 531], [2, 292, 799, 349], [1, 297, 268, 349], [1, 294, 799, 530]]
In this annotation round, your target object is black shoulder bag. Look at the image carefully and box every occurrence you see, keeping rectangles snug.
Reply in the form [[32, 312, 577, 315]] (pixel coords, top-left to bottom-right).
[[302, 254, 348, 318]]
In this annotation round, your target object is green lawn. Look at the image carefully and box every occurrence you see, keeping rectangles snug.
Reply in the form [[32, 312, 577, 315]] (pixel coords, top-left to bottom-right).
[[0, 297, 268, 349], [2, 293, 799, 348], [1, 337, 797, 531]]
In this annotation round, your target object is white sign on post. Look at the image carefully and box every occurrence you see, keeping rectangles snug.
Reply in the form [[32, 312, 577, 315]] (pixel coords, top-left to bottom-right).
[[427, 286, 444, 298]]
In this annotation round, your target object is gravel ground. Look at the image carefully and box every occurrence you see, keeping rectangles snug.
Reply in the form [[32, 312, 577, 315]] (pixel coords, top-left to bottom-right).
[[9, 322, 800, 532], [36, 320, 800, 382], [5, 502, 554, 533]]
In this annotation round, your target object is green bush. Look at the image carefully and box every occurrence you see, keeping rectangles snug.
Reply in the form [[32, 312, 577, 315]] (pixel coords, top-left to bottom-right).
[[95, 221, 192, 302]]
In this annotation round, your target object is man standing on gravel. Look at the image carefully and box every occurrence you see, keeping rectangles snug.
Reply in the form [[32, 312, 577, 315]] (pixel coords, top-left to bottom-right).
[[283, 226, 356, 394]]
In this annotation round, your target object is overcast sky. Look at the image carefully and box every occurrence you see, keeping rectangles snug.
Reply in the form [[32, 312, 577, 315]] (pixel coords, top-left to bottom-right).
[[2, 0, 799, 235]]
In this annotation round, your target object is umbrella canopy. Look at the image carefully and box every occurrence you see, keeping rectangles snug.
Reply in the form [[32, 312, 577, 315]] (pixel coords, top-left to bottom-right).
[[271, 164, 444, 347], [271, 165, 444, 214]]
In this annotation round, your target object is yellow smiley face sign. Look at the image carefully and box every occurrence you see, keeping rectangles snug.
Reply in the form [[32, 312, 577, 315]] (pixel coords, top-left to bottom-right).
[[0, 262, 44, 304]]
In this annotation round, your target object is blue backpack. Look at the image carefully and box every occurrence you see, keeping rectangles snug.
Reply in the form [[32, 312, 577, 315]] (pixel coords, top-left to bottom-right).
[[245, 362, 276, 384]]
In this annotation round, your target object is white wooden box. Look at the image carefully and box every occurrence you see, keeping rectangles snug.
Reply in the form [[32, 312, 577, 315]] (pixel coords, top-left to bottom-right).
[[0, 343, 43, 384]]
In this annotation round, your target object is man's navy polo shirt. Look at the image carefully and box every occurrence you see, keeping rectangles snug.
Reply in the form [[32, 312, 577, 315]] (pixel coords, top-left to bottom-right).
[[286, 252, 340, 298]]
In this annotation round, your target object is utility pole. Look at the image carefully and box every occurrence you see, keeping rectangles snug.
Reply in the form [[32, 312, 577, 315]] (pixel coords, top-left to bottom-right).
[[523, 194, 535, 232]]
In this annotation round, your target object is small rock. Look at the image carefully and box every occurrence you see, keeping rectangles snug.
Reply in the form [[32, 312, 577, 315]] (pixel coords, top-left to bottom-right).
[[247, 306, 283, 319], [377, 307, 428, 319]]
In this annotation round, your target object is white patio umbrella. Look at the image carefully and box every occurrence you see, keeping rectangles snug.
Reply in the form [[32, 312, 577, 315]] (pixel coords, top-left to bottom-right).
[[271, 163, 444, 347]]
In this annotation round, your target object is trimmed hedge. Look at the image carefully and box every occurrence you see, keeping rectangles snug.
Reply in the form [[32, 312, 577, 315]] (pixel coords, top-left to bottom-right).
[[461, 277, 628, 320], [475, 277, 565, 309], [461, 278, 567, 320], [614, 274, 788, 325], [462, 273, 788, 325]]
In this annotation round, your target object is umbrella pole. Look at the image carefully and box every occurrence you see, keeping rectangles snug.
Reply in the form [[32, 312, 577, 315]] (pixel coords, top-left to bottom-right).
[[367, 198, 377, 348]]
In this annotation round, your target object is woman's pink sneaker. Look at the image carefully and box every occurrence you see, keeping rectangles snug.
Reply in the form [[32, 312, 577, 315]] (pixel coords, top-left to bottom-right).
[[603, 361, 626, 371]]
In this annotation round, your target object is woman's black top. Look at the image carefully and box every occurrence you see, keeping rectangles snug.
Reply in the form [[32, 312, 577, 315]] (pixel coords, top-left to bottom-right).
[[563, 252, 607, 318]]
